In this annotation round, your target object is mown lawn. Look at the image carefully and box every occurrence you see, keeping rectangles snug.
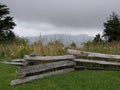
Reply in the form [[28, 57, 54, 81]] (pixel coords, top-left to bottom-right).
[[0, 63, 120, 90]]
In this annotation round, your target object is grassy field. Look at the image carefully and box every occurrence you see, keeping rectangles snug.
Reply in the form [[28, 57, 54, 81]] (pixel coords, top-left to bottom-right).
[[1, 40, 120, 90], [0, 63, 120, 90]]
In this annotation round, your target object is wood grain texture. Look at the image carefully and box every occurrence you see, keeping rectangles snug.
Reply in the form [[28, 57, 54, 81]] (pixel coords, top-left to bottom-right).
[[75, 59, 120, 66], [24, 55, 75, 61], [17, 61, 75, 76], [0, 61, 23, 66], [12, 59, 24, 62], [67, 49, 120, 59], [11, 68, 74, 86]]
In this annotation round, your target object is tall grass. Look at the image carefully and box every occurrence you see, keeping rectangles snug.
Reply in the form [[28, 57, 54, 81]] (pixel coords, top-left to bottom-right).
[[0, 39, 66, 60], [80, 41, 120, 54], [31, 40, 66, 56], [1, 36, 120, 60], [0, 43, 33, 59]]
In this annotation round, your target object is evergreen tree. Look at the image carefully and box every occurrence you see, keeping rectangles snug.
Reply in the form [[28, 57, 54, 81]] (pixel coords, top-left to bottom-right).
[[93, 34, 102, 42], [103, 12, 120, 42], [0, 3, 16, 43], [70, 41, 77, 47]]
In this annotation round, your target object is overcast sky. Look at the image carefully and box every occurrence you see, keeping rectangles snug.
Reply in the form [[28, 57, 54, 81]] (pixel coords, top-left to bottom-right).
[[0, 0, 120, 37]]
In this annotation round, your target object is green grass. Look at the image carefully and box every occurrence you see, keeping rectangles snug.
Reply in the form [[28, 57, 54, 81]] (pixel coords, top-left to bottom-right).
[[0, 41, 120, 90], [0, 63, 120, 90]]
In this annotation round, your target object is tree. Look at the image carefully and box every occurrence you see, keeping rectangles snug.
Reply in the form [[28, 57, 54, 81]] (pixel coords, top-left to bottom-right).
[[70, 41, 77, 47], [103, 12, 120, 42], [93, 34, 102, 42], [0, 3, 16, 43]]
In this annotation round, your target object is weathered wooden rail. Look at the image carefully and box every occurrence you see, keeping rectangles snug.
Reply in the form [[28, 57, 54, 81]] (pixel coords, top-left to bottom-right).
[[67, 49, 120, 59], [11, 68, 74, 86], [10, 55, 75, 86], [74, 59, 120, 66], [17, 61, 75, 77], [68, 49, 120, 70], [23, 55, 75, 66], [0, 59, 24, 66], [1, 49, 120, 86]]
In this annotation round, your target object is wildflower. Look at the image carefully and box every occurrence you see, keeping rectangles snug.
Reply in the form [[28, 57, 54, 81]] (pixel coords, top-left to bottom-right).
[[20, 44, 25, 50]]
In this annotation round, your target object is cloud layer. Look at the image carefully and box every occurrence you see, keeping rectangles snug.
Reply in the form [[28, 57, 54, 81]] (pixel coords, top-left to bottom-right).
[[0, 0, 120, 36]]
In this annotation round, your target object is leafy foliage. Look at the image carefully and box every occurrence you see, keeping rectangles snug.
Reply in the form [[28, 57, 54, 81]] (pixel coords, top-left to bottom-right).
[[0, 3, 16, 43], [103, 12, 120, 42], [93, 34, 102, 42]]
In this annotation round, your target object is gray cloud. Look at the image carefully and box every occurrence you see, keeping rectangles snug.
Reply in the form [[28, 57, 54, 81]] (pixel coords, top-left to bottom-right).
[[0, 0, 120, 36]]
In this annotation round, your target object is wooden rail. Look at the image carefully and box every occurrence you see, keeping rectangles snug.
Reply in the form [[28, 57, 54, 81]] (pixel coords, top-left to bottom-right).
[[12, 59, 24, 62], [17, 61, 75, 77], [23, 55, 75, 66], [0, 61, 23, 66], [67, 49, 120, 59], [0, 59, 24, 66], [10, 55, 75, 86], [24, 55, 75, 61], [11, 68, 74, 86], [75, 59, 120, 66]]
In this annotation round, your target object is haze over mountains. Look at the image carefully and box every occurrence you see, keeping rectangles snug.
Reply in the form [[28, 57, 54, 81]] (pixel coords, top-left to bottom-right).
[[29, 34, 93, 47]]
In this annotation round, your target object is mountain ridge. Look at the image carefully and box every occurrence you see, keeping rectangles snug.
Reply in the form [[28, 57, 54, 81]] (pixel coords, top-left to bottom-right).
[[28, 34, 94, 47]]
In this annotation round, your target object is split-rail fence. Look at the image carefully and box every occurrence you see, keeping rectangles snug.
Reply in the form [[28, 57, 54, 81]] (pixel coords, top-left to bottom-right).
[[1, 49, 120, 86]]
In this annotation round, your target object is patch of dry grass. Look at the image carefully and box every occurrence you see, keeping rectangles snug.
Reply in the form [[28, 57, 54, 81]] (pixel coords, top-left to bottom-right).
[[0, 40, 66, 59], [80, 41, 120, 55]]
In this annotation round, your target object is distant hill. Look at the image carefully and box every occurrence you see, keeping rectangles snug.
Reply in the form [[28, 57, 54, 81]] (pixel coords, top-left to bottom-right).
[[28, 34, 94, 47]]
